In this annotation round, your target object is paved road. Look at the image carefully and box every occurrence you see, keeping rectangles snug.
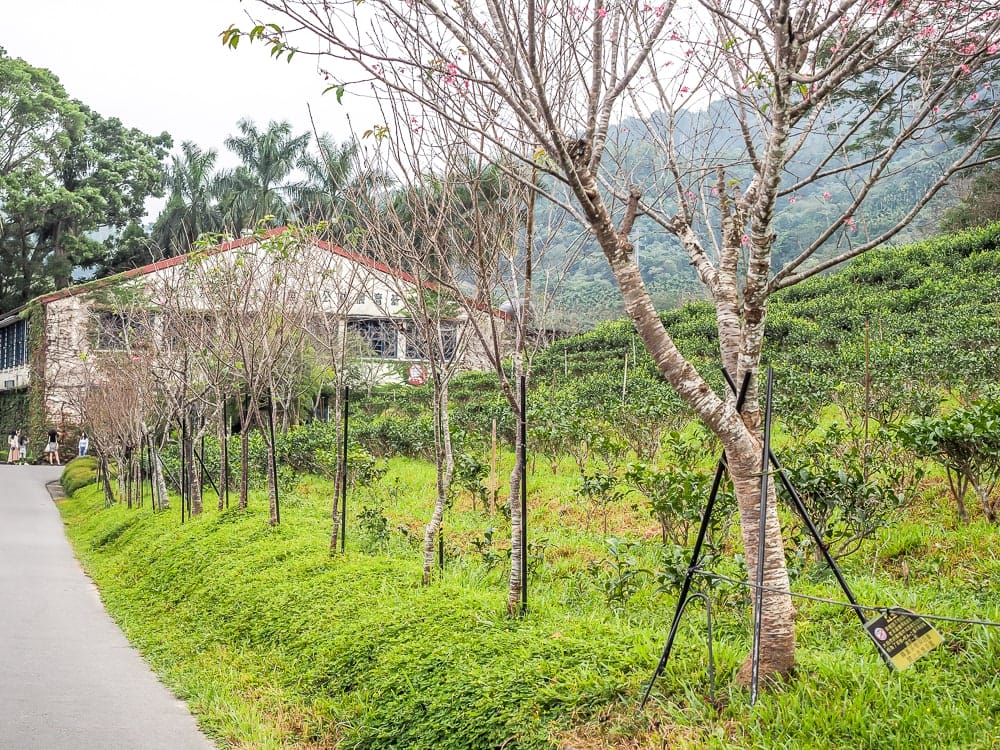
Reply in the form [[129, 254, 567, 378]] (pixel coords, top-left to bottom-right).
[[0, 465, 217, 750]]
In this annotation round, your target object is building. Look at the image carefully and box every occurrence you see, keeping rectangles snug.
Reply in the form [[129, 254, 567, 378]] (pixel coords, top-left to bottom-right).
[[0, 228, 495, 432]]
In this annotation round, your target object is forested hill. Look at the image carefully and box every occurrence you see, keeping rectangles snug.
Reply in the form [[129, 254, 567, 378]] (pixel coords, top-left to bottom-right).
[[540, 102, 958, 330], [530, 224, 1000, 420]]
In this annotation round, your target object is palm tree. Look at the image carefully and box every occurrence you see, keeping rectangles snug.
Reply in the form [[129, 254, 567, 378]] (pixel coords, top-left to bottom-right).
[[151, 141, 223, 256], [218, 119, 311, 230], [290, 135, 391, 235]]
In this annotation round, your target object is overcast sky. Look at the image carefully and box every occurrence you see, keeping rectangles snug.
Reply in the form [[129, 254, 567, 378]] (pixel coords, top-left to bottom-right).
[[4, 0, 373, 214]]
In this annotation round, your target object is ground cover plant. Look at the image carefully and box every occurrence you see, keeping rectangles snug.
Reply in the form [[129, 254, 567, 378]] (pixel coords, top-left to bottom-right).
[[58, 228, 1000, 748], [61, 457, 1000, 749]]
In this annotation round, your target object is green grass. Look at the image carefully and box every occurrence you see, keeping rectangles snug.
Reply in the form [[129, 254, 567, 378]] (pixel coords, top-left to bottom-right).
[[58, 455, 1000, 749]]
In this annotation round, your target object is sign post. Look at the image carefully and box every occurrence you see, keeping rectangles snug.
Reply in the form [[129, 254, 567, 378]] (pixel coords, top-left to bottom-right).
[[407, 364, 427, 386], [865, 608, 943, 670]]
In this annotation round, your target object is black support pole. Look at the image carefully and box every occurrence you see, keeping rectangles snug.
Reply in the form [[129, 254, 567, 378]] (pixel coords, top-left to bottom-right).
[[519, 374, 527, 615], [180, 420, 186, 523], [340, 385, 349, 554], [139, 441, 146, 508], [194, 446, 221, 498], [200, 429, 206, 489], [147, 434, 161, 512], [222, 401, 230, 510], [267, 398, 280, 525], [750, 366, 775, 706]]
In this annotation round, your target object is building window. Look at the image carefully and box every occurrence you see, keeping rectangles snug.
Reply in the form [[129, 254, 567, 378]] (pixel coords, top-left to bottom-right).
[[96, 312, 146, 350], [404, 321, 457, 361], [347, 318, 398, 358], [0, 319, 28, 370]]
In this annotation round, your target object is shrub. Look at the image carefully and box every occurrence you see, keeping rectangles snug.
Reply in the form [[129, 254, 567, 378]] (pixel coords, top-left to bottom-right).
[[897, 400, 1000, 523], [61, 455, 99, 496], [622, 460, 707, 546], [781, 432, 911, 561], [586, 537, 650, 610], [356, 503, 392, 552], [277, 420, 339, 474], [352, 411, 435, 459]]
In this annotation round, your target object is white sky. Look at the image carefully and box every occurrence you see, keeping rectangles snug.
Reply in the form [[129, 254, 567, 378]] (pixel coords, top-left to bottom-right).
[[4, 0, 374, 216]]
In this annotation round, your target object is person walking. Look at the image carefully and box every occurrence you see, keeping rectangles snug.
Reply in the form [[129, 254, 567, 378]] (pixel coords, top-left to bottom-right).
[[45, 428, 60, 466], [7, 432, 17, 464], [19, 431, 28, 464], [78, 432, 89, 457]]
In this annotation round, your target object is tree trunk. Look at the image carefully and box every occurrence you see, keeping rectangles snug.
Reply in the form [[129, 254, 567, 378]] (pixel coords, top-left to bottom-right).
[[239, 425, 250, 510], [266, 427, 279, 526], [257, 403, 279, 526], [506, 423, 524, 616], [968, 473, 995, 523], [218, 407, 228, 512], [329, 323, 350, 554], [186, 411, 203, 516], [422, 376, 454, 585], [151, 446, 169, 510], [133, 454, 143, 508], [592, 195, 797, 685], [116, 455, 127, 507], [727, 444, 797, 684], [950, 469, 970, 524]]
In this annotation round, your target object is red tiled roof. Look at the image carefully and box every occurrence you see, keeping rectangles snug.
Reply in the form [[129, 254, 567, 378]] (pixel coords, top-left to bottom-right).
[[34, 227, 434, 305]]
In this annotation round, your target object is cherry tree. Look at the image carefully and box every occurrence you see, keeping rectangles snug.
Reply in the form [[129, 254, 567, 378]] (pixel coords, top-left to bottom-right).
[[342, 151, 473, 584], [347, 173, 534, 596], [166, 226, 328, 524], [342, 105, 578, 605], [231, 0, 1000, 682]]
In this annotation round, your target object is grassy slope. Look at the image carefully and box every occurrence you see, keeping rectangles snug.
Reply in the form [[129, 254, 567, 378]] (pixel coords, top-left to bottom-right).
[[60, 456, 999, 749], [57, 227, 1000, 748]]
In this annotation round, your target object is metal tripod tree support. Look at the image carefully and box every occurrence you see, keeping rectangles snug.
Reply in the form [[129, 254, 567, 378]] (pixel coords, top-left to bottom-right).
[[638, 370, 751, 709], [640, 367, 883, 709]]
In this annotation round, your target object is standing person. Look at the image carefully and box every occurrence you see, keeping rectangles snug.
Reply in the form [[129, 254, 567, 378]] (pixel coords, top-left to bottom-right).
[[45, 428, 60, 466], [78, 432, 90, 457], [6, 432, 16, 464], [19, 431, 28, 464]]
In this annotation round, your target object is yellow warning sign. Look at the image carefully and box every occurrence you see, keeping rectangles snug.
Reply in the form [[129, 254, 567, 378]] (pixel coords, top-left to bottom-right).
[[865, 608, 944, 670]]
